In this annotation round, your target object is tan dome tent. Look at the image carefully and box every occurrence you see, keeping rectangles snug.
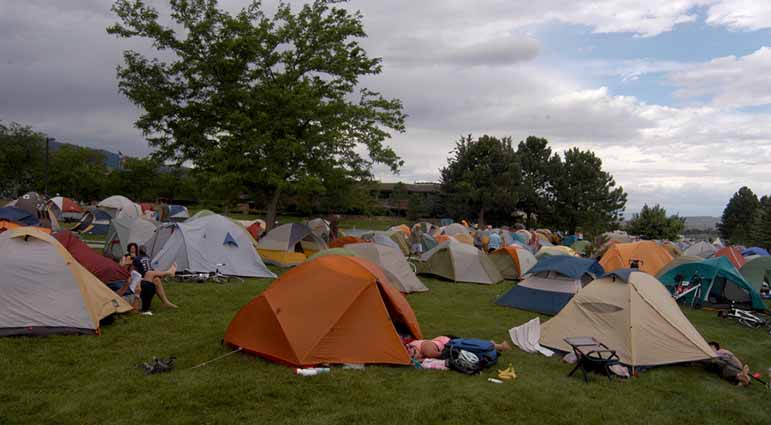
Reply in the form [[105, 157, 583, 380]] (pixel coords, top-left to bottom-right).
[[97, 195, 142, 219], [257, 223, 327, 267], [683, 241, 718, 259], [0, 227, 132, 336], [416, 240, 503, 285], [343, 243, 428, 293], [489, 245, 537, 280], [540, 270, 716, 367]]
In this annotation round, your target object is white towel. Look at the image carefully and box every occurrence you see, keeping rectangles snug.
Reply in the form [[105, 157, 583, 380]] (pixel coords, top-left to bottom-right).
[[508, 318, 554, 357]]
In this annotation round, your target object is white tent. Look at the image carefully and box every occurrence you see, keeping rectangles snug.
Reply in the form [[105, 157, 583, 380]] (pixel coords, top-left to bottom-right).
[[98, 195, 142, 219], [103, 216, 159, 259]]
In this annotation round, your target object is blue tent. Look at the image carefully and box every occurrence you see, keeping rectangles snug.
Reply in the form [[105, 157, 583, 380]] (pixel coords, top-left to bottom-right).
[[658, 256, 766, 311], [561, 235, 578, 247], [496, 256, 605, 315], [742, 247, 770, 257], [0, 206, 40, 226]]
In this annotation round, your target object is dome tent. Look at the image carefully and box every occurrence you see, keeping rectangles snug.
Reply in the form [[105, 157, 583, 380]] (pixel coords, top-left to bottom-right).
[[416, 240, 503, 285], [488, 245, 537, 280], [257, 223, 328, 267], [224, 256, 422, 367], [0, 227, 131, 336], [540, 270, 716, 367], [148, 213, 275, 278]]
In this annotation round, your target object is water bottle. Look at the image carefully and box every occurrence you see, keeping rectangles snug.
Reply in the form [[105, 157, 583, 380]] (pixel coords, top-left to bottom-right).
[[295, 367, 330, 376]]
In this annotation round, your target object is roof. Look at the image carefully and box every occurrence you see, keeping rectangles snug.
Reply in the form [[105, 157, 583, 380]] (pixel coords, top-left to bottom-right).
[[375, 182, 441, 193]]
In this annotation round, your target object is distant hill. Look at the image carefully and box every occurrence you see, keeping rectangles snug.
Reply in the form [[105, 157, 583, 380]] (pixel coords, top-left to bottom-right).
[[684, 216, 720, 230], [49, 140, 123, 169]]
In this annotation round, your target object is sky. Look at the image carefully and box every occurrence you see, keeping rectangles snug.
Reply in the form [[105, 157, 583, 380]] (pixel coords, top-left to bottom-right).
[[2, 1, 771, 216]]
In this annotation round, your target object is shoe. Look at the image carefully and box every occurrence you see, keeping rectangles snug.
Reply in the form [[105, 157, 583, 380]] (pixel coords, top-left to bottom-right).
[[141, 311, 153, 316]]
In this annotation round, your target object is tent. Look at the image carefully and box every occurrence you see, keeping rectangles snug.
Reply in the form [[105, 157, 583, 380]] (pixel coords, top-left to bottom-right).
[[0, 206, 40, 226], [148, 214, 276, 278], [246, 220, 266, 240], [412, 222, 436, 235], [163, 204, 189, 222], [257, 223, 327, 267], [416, 240, 503, 285], [307, 218, 331, 242], [224, 256, 423, 366], [8, 192, 60, 230], [50, 196, 82, 221], [713, 246, 746, 270], [388, 224, 411, 237], [497, 256, 604, 315], [739, 256, 771, 292], [742, 247, 770, 257], [0, 227, 131, 336], [602, 230, 632, 243], [97, 195, 142, 219], [328, 235, 368, 248], [361, 231, 410, 256], [655, 255, 703, 278], [661, 241, 683, 258], [658, 257, 765, 311], [488, 245, 537, 280], [571, 240, 592, 256], [683, 241, 717, 258], [441, 223, 469, 237], [71, 208, 112, 235], [599, 241, 673, 275], [539, 270, 716, 367], [55, 230, 130, 285], [536, 245, 577, 258], [313, 243, 428, 293], [103, 216, 160, 260]]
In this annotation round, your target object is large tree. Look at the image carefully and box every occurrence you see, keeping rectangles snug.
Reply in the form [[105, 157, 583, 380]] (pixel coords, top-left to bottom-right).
[[48, 144, 109, 202], [719, 186, 759, 244], [108, 0, 405, 228], [440, 135, 520, 227], [0, 122, 45, 198], [551, 148, 626, 234], [748, 195, 771, 249], [626, 204, 685, 241], [516, 136, 560, 227]]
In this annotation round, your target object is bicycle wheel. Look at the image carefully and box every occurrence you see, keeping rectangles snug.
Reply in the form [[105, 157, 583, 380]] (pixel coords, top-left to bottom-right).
[[738, 318, 760, 328]]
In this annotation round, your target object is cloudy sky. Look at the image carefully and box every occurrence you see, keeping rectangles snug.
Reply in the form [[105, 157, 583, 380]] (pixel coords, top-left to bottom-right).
[[3, 1, 771, 216]]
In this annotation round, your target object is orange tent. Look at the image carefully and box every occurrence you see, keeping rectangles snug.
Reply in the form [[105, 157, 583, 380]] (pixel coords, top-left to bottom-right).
[[434, 234, 452, 244], [328, 236, 368, 248], [389, 224, 411, 237], [714, 246, 746, 269], [599, 241, 673, 275], [224, 256, 423, 367]]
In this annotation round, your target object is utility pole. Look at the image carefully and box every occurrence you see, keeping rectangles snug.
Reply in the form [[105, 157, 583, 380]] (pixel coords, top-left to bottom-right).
[[45, 137, 53, 197]]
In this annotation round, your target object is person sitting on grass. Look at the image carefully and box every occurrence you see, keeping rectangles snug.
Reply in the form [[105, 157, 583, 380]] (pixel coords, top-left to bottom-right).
[[119, 242, 140, 267], [705, 341, 751, 386], [132, 246, 179, 309]]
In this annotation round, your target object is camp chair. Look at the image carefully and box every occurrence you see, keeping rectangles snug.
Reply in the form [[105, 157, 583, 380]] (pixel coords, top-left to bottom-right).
[[564, 337, 620, 383]]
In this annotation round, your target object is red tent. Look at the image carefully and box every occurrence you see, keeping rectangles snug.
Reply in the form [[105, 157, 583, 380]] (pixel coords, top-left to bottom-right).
[[713, 246, 746, 269], [58, 197, 82, 213], [247, 222, 263, 241], [54, 230, 129, 284], [140, 203, 156, 212]]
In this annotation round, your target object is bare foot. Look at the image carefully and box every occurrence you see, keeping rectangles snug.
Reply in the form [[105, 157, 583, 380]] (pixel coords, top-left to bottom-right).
[[737, 365, 751, 386], [168, 263, 177, 276], [164, 302, 178, 309], [493, 341, 512, 351]]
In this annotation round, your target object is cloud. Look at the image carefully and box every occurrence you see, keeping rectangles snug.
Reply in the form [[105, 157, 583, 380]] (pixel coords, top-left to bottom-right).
[[706, 0, 771, 31], [668, 46, 771, 108]]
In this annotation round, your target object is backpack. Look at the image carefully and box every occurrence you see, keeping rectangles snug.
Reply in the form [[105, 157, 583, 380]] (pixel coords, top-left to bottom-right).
[[443, 338, 498, 375]]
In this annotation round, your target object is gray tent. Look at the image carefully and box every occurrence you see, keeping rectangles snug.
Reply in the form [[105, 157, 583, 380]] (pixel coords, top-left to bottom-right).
[[149, 213, 276, 278], [683, 241, 717, 258], [344, 243, 428, 293], [417, 240, 503, 285], [0, 227, 132, 336], [104, 216, 159, 259]]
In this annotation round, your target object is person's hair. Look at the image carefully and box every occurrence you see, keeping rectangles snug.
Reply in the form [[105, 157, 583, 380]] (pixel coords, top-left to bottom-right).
[[708, 341, 720, 350], [127, 242, 139, 256], [139, 245, 148, 256]]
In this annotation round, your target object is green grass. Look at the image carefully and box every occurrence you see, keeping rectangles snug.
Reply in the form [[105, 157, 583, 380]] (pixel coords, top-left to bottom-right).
[[2, 273, 770, 425]]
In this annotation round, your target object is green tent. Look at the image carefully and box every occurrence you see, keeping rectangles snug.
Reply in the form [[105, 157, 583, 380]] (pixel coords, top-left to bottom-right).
[[570, 240, 592, 256], [307, 247, 359, 261], [658, 256, 766, 311], [739, 256, 771, 292]]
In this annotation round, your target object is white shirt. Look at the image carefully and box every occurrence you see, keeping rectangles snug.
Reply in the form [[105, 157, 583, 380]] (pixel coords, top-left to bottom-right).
[[130, 270, 143, 293]]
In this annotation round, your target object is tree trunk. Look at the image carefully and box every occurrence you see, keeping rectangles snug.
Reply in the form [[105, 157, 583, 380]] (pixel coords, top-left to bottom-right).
[[478, 207, 485, 228], [265, 187, 282, 231]]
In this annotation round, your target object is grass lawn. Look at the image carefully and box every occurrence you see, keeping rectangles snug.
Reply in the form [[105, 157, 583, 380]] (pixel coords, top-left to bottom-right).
[[2, 273, 770, 425], [3, 216, 770, 424]]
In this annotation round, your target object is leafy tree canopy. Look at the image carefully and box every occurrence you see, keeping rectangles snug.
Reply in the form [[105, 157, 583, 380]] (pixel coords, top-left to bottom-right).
[[107, 0, 406, 228], [440, 134, 520, 226], [627, 204, 685, 241]]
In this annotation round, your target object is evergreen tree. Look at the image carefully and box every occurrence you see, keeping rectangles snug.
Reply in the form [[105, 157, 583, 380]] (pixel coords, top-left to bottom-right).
[[719, 187, 759, 244]]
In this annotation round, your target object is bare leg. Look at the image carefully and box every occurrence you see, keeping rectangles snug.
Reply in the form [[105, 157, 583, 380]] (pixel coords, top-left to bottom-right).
[[737, 365, 751, 386], [144, 263, 177, 282], [150, 277, 178, 308], [492, 341, 511, 351]]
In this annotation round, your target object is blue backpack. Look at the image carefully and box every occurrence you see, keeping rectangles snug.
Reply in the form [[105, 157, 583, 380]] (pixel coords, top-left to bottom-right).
[[443, 338, 498, 374]]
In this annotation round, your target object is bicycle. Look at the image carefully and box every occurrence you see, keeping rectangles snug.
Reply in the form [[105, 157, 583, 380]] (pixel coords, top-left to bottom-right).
[[718, 302, 771, 334], [174, 263, 244, 284]]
